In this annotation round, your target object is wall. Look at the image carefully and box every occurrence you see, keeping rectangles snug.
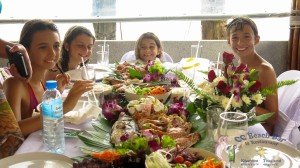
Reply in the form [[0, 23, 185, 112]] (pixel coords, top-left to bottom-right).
[[92, 40, 288, 76], [0, 40, 287, 76]]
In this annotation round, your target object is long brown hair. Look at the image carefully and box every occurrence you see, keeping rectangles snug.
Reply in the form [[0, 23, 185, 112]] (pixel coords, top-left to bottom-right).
[[19, 19, 60, 49], [60, 25, 95, 72]]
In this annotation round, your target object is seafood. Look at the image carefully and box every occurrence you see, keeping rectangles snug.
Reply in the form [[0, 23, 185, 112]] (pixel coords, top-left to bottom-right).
[[111, 112, 139, 145]]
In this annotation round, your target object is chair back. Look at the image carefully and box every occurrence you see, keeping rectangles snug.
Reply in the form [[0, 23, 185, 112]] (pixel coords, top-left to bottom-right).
[[275, 70, 300, 149], [120, 50, 173, 63], [277, 70, 300, 120]]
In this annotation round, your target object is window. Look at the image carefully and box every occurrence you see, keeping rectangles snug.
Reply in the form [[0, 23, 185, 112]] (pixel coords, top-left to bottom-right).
[[0, 0, 291, 41]]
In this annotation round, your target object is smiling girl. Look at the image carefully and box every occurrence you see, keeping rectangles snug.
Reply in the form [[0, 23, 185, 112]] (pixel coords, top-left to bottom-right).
[[226, 16, 278, 135]]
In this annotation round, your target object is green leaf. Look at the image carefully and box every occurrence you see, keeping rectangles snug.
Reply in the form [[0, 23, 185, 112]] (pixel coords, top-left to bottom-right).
[[186, 102, 196, 116], [248, 112, 274, 126], [261, 80, 298, 96], [79, 146, 112, 154], [161, 135, 176, 148], [249, 69, 259, 81], [129, 68, 143, 79]]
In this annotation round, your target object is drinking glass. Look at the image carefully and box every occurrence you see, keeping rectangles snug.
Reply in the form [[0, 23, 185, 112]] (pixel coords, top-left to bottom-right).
[[96, 44, 109, 66], [209, 60, 223, 77], [206, 105, 224, 142], [217, 111, 248, 166], [191, 45, 202, 58], [81, 65, 95, 81]]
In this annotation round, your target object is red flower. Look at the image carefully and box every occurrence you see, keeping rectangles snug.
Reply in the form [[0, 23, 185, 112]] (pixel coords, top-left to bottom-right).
[[223, 52, 234, 64], [249, 80, 262, 93], [236, 63, 247, 74], [208, 70, 216, 82], [217, 81, 231, 94]]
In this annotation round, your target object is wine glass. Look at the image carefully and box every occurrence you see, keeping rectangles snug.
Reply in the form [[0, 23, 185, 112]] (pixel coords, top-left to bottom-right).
[[216, 111, 248, 167]]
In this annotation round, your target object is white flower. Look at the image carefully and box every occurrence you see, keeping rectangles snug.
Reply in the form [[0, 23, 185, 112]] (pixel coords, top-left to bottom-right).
[[221, 96, 230, 109], [212, 76, 226, 87], [251, 94, 264, 105], [241, 94, 251, 105], [232, 97, 242, 109]]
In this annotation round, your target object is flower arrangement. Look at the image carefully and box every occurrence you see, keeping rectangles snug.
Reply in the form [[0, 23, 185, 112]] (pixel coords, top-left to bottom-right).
[[172, 52, 297, 125], [199, 51, 264, 113]]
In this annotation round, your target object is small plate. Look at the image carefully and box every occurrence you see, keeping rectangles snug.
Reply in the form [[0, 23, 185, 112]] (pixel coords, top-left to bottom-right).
[[0, 152, 73, 168], [217, 137, 300, 168]]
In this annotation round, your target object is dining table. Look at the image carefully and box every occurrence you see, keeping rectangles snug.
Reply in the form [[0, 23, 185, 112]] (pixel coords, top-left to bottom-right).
[[12, 59, 300, 168], [14, 118, 268, 158]]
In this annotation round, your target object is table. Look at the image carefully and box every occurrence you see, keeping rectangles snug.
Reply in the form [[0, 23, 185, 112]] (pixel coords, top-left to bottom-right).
[[14, 60, 272, 158], [14, 119, 267, 158], [15, 122, 93, 158]]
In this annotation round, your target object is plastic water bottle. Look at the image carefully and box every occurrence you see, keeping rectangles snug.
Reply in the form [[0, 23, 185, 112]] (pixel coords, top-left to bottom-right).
[[42, 80, 65, 154]]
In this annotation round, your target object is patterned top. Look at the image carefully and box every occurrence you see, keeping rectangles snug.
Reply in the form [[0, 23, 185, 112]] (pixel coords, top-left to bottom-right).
[[0, 90, 24, 158]]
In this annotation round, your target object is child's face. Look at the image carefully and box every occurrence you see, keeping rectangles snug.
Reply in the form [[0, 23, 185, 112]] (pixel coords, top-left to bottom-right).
[[65, 34, 94, 65], [228, 24, 259, 58], [28, 30, 60, 70], [138, 38, 160, 62]]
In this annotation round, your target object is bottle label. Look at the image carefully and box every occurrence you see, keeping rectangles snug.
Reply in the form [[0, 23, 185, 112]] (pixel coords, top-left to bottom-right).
[[42, 99, 63, 118]]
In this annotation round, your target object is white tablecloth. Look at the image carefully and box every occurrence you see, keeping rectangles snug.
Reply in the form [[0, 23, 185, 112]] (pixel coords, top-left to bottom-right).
[[15, 120, 267, 158], [15, 121, 93, 158]]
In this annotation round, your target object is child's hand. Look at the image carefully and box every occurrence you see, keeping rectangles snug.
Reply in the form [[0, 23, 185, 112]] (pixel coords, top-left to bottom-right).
[[56, 73, 71, 94], [8, 44, 32, 82]]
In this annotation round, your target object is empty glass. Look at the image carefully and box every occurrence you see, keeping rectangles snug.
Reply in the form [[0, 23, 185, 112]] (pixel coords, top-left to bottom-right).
[[191, 44, 203, 58], [209, 60, 224, 77], [217, 111, 248, 166], [97, 44, 109, 66], [81, 65, 95, 81]]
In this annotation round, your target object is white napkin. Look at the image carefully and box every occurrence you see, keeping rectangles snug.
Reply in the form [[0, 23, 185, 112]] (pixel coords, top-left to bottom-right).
[[64, 103, 101, 125]]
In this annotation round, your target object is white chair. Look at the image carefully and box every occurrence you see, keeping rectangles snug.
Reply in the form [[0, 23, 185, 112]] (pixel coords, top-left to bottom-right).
[[277, 70, 300, 120], [274, 70, 300, 149], [120, 50, 173, 63]]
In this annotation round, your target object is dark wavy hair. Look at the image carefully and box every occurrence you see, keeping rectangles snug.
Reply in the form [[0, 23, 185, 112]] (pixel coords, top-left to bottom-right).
[[19, 19, 60, 49], [60, 25, 96, 72], [226, 16, 259, 39]]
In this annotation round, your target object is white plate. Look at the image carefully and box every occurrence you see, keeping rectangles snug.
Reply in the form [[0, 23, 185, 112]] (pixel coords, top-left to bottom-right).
[[0, 152, 73, 168], [217, 137, 300, 168]]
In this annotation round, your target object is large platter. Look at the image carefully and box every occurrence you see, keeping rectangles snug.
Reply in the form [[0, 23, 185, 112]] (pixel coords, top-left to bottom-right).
[[0, 152, 73, 168]]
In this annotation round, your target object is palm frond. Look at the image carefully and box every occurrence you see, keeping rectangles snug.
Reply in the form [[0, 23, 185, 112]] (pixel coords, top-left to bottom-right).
[[261, 80, 298, 96], [171, 70, 212, 101]]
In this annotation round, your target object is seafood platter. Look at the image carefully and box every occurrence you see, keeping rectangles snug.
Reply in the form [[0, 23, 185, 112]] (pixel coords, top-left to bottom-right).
[[72, 60, 224, 168]]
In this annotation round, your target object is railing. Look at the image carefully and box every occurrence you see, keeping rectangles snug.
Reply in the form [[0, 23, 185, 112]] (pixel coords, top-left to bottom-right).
[[0, 12, 290, 23]]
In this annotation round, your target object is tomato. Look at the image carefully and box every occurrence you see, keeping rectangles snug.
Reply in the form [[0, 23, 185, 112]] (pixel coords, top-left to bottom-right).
[[184, 160, 192, 167], [173, 155, 185, 164]]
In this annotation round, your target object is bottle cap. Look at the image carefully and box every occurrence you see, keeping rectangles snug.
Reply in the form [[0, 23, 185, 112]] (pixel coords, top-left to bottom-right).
[[45, 80, 57, 89]]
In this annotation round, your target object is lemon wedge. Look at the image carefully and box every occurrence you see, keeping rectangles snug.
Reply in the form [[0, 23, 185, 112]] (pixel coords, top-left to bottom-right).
[[182, 63, 200, 70]]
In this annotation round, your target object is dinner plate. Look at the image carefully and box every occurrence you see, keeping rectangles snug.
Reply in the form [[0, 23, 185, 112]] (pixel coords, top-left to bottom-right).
[[217, 137, 300, 168], [0, 152, 73, 168]]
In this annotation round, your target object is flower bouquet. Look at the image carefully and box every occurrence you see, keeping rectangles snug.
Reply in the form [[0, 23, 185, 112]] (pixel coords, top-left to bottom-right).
[[173, 51, 297, 126]]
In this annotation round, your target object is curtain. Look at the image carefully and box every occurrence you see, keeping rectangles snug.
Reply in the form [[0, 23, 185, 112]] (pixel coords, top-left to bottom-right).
[[288, 0, 300, 70]]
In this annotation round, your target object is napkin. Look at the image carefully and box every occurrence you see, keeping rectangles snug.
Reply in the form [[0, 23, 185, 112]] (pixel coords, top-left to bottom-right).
[[64, 103, 101, 125]]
